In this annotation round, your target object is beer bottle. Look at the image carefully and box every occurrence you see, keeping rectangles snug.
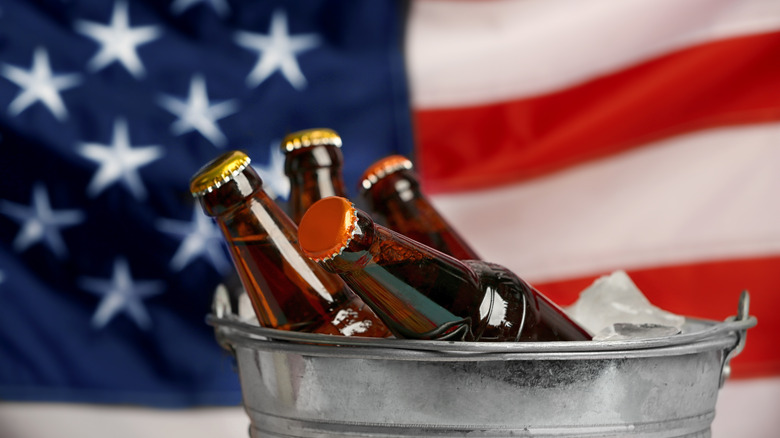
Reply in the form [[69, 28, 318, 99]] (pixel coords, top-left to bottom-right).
[[298, 196, 591, 342], [359, 155, 480, 260], [190, 151, 390, 337], [282, 128, 348, 224]]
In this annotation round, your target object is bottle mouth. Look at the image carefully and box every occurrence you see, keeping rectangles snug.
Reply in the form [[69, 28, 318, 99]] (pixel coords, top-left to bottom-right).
[[190, 150, 252, 197], [359, 155, 413, 191], [281, 128, 342, 153], [299, 196, 358, 261]]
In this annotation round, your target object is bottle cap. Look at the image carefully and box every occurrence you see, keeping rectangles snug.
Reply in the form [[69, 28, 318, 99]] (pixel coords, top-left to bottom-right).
[[281, 128, 342, 153], [359, 155, 413, 191], [299, 196, 358, 261], [190, 150, 252, 197]]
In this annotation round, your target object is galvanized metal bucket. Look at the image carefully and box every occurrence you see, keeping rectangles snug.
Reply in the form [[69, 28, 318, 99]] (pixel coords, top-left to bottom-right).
[[209, 292, 755, 438]]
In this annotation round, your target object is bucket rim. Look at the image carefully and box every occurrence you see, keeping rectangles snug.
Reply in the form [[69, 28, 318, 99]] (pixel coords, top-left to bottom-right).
[[209, 291, 755, 361], [209, 315, 754, 358]]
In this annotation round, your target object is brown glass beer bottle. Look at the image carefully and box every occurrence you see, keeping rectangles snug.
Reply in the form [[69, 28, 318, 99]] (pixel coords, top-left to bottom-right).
[[282, 128, 349, 224], [360, 155, 480, 260], [298, 196, 591, 342], [190, 151, 390, 337]]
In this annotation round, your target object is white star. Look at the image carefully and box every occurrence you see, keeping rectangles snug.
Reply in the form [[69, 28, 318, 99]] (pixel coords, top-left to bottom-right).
[[79, 257, 164, 331], [0, 47, 81, 121], [0, 183, 85, 258], [157, 74, 238, 148], [77, 118, 163, 200], [170, 0, 230, 17], [253, 141, 290, 200], [156, 206, 230, 273], [234, 9, 320, 89], [75, 0, 162, 79]]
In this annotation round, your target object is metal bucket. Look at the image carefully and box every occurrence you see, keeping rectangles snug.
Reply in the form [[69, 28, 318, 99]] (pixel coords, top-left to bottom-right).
[[210, 292, 755, 438]]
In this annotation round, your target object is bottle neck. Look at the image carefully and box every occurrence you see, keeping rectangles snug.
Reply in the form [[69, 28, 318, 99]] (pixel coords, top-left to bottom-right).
[[361, 170, 480, 260], [362, 169, 420, 213], [319, 210, 487, 340], [285, 145, 348, 223], [198, 168, 263, 217], [197, 167, 294, 243]]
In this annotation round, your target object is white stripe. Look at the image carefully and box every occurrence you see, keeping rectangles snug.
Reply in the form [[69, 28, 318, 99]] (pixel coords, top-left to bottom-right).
[[711, 376, 780, 437], [0, 404, 247, 438], [407, 0, 780, 109], [1, 379, 778, 436], [430, 122, 780, 283]]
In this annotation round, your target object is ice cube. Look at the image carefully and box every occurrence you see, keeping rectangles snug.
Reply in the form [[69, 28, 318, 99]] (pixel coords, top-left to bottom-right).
[[237, 289, 259, 325], [566, 270, 685, 340], [211, 283, 232, 318]]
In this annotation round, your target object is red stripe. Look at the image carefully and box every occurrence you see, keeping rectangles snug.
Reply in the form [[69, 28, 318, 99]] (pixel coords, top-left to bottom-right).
[[533, 256, 780, 379], [414, 31, 780, 193]]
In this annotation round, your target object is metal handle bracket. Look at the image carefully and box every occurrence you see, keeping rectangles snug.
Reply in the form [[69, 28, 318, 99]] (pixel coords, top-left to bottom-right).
[[719, 290, 752, 387]]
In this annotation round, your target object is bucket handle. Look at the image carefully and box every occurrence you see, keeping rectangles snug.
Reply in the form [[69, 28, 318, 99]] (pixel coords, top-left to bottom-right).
[[719, 290, 751, 388]]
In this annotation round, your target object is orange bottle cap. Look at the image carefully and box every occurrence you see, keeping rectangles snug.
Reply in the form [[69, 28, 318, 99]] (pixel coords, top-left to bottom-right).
[[190, 150, 251, 197], [359, 155, 413, 191], [299, 196, 358, 261], [281, 128, 342, 153]]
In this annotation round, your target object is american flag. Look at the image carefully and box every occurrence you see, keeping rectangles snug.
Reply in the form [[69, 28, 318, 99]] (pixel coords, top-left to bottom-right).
[[0, 0, 411, 412], [3, 0, 780, 437]]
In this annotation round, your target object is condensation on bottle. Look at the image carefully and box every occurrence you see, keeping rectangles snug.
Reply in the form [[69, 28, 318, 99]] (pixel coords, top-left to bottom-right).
[[282, 128, 348, 224], [298, 196, 592, 342], [360, 155, 481, 260], [190, 151, 390, 338]]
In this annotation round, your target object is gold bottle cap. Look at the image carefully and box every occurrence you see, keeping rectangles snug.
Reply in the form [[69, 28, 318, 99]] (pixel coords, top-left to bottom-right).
[[281, 128, 342, 153], [190, 150, 252, 197], [299, 196, 358, 262], [360, 155, 414, 191]]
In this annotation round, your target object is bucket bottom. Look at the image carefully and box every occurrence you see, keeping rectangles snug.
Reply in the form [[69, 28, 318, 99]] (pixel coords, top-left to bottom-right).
[[246, 411, 714, 437], [249, 426, 711, 438]]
